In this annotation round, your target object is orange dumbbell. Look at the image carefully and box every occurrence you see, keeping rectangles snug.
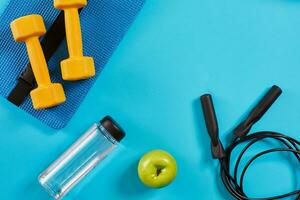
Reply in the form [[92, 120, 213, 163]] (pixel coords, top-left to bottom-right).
[[54, 0, 95, 81], [11, 15, 66, 109]]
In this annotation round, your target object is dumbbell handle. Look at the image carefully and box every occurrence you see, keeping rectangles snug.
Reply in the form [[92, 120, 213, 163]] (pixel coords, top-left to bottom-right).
[[25, 37, 51, 85], [64, 8, 83, 57]]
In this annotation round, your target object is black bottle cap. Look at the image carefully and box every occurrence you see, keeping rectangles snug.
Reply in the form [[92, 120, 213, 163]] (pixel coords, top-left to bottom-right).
[[100, 116, 126, 142]]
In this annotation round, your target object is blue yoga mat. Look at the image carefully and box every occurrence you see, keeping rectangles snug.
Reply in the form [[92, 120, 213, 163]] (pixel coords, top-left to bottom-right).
[[0, 0, 145, 129]]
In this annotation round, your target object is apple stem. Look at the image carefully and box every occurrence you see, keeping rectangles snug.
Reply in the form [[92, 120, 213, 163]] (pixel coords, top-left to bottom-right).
[[157, 168, 162, 176], [156, 165, 166, 176]]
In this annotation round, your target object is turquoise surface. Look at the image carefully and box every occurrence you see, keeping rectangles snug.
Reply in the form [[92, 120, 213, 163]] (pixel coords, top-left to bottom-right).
[[0, 0, 300, 199]]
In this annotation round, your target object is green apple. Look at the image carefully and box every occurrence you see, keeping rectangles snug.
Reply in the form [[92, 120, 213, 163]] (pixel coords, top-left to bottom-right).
[[138, 150, 177, 188]]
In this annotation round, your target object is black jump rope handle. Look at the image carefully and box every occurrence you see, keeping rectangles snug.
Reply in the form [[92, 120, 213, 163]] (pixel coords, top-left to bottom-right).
[[200, 94, 225, 158], [233, 85, 282, 137], [200, 85, 282, 158]]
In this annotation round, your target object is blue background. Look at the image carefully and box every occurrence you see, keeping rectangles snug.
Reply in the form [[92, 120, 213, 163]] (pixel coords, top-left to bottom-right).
[[0, 0, 300, 199]]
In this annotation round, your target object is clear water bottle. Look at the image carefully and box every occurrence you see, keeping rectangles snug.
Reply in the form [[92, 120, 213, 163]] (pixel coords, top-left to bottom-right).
[[38, 116, 125, 199]]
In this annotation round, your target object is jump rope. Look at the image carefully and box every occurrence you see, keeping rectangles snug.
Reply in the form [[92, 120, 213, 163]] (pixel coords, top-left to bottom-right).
[[200, 85, 300, 200]]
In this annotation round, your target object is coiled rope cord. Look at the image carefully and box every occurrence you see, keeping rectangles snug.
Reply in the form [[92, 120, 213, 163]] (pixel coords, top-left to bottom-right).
[[219, 131, 300, 200]]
